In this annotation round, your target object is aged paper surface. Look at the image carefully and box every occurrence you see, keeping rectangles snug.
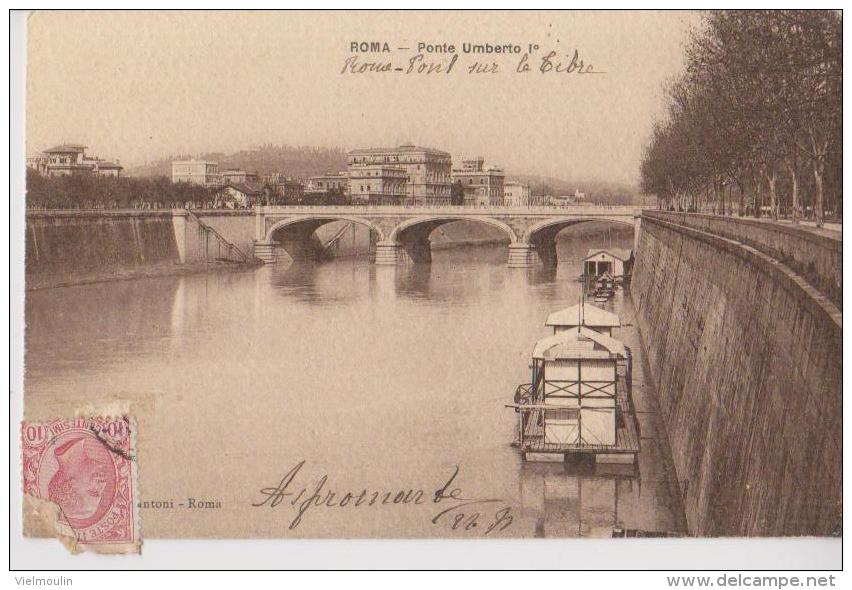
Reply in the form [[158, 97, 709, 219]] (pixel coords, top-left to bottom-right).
[[22, 9, 841, 547]]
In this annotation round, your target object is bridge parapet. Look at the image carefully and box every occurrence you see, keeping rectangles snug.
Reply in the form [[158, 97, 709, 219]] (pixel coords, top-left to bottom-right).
[[254, 204, 641, 216], [643, 211, 841, 306]]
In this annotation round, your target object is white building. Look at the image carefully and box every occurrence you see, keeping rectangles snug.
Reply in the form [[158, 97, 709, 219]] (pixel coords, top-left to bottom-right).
[[503, 181, 531, 206], [451, 157, 505, 206], [172, 160, 221, 187], [348, 144, 452, 205], [349, 165, 407, 204], [306, 172, 349, 197]]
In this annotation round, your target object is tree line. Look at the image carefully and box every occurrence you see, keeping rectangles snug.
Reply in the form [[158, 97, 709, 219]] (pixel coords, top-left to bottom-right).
[[25, 170, 354, 209], [26, 170, 220, 209], [640, 10, 841, 226]]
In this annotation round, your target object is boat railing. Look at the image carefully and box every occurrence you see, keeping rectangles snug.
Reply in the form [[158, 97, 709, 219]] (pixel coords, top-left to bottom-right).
[[514, 383, 535, 405]]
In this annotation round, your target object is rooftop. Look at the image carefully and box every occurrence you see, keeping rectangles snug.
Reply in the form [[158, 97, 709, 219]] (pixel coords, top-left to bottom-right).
[[43, 144, 87, 154], [532, 327, 627, 360], [92, 161, 122, 170], [452, 168, 504, 175], [349, 144, 451, 157], [545, 303, 621, 329], [309, 172, 348, 179], [585, 248, 633, 261], [226, 182, 263, 195]]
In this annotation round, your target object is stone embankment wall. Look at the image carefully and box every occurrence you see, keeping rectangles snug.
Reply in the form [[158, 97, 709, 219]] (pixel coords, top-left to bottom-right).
[[26, 211, 180, 274], [648, 211, 842, 307], [631, 212, 841, 536], [26, 210, 254, 288]]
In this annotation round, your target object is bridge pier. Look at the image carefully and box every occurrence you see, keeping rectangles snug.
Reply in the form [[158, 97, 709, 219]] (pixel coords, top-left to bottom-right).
[[253, 240, 278, 263], [374, 241, 402, 265], [507, 242, 536, 268], [252, 205, 642, 268]]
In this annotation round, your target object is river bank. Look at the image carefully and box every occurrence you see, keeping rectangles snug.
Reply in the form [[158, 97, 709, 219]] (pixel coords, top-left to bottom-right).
[[26, 259, 260, 291], [25, 216, 633, 290]]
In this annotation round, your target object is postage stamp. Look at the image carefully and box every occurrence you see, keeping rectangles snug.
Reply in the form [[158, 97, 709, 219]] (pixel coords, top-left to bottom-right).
[[21, 416, 139, 552]]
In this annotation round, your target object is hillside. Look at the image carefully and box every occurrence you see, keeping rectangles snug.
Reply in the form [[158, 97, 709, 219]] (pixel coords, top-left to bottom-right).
[[126, 145, 649, 204], [126, 144, 349, 179], [506, 174, 648, 205]]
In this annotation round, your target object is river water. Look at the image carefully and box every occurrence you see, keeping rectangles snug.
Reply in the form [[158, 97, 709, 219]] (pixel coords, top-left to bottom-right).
[[25, 224, 687, 539]]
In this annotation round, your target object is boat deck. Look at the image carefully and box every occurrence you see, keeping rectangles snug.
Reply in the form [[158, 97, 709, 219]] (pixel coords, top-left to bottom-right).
[[519, 375, 640, 459]]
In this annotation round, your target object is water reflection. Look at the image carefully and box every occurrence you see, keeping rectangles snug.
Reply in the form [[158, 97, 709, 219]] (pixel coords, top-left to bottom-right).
[[25, 276, 182, 382], [520, 458, 639, 538], [267, 260, 372, 305], [525, 265, 559, 285], [24, 224, 685, 538], [394, 264, 433, 300]]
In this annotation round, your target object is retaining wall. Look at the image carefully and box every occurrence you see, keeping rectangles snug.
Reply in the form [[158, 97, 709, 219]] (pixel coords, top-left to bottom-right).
[[631, 213, 841, 536]]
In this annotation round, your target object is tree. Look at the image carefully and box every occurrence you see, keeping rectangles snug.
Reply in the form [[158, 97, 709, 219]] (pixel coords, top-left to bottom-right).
[[640, 10, 841, 225]]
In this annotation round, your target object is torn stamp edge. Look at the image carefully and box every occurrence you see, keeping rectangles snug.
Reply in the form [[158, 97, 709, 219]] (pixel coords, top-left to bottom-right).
[[21, 415, 141, 554]]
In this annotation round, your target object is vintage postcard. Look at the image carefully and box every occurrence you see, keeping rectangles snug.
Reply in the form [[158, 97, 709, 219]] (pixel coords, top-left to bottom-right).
[[13, 8, 842, 569]]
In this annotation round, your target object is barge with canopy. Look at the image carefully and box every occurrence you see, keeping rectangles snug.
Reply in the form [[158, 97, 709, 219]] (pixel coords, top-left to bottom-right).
[[508, 304, 640, 464]]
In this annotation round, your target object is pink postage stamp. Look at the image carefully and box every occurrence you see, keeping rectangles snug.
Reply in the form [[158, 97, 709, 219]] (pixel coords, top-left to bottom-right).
[[22, 416, 139, 552]]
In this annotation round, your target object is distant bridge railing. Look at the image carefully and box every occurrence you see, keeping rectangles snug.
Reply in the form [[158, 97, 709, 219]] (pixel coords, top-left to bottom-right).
[[255, 205, 641, 215], [26, 204, 643, 215]]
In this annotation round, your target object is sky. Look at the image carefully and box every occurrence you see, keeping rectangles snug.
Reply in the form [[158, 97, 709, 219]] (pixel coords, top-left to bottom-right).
[[26, 10, 699, 185]]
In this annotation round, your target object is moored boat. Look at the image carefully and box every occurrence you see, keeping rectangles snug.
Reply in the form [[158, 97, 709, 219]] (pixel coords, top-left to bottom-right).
[[508, 310, 639, 464]]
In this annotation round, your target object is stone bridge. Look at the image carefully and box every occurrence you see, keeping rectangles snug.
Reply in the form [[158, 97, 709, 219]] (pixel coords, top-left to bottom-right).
[[253, 205, 641, 266]]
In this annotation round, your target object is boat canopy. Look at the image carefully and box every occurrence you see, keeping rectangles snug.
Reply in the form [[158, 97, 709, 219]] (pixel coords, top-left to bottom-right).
[[545, 303, 621, 330], [532, 326, 627, 360], [584, 248, 633, 262]]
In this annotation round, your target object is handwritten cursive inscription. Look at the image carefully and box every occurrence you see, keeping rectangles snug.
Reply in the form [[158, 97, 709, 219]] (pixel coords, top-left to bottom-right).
[[253, 460, 513, 534], [340, 48, 603, 77]]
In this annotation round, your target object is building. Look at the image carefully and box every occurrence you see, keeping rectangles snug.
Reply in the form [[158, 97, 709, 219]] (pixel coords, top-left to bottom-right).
[[348, 144, 452, 205], [220, 169, 259, 185], [172, 160, 221, 187], [89, 160, 123, 177], [221, 182, 263, 208], [305, 172, 349, 198], [26, 153, 47, 170], [349, 165, 408, 204], [583, 248, 633, 279], [262, 173, 305, 204], [451, 157, 505, 206], [30, 144, 123, 178], [503, 181, 531, 207]]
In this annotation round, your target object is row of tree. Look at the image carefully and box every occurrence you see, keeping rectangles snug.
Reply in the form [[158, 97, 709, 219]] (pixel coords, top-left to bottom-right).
[[640, 10, 842, 225], [26, 170, 220, 209], [25, 170, 356, 209]]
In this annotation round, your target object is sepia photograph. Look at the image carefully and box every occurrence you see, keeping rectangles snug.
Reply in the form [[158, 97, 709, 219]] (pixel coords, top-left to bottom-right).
[[8, 6, 844, 574]]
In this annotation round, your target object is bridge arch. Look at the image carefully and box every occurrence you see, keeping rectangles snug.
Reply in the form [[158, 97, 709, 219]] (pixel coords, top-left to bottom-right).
[[388, 215, 519, 244], [523, 216, 636, 243], [264, 215, 386, 243]]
